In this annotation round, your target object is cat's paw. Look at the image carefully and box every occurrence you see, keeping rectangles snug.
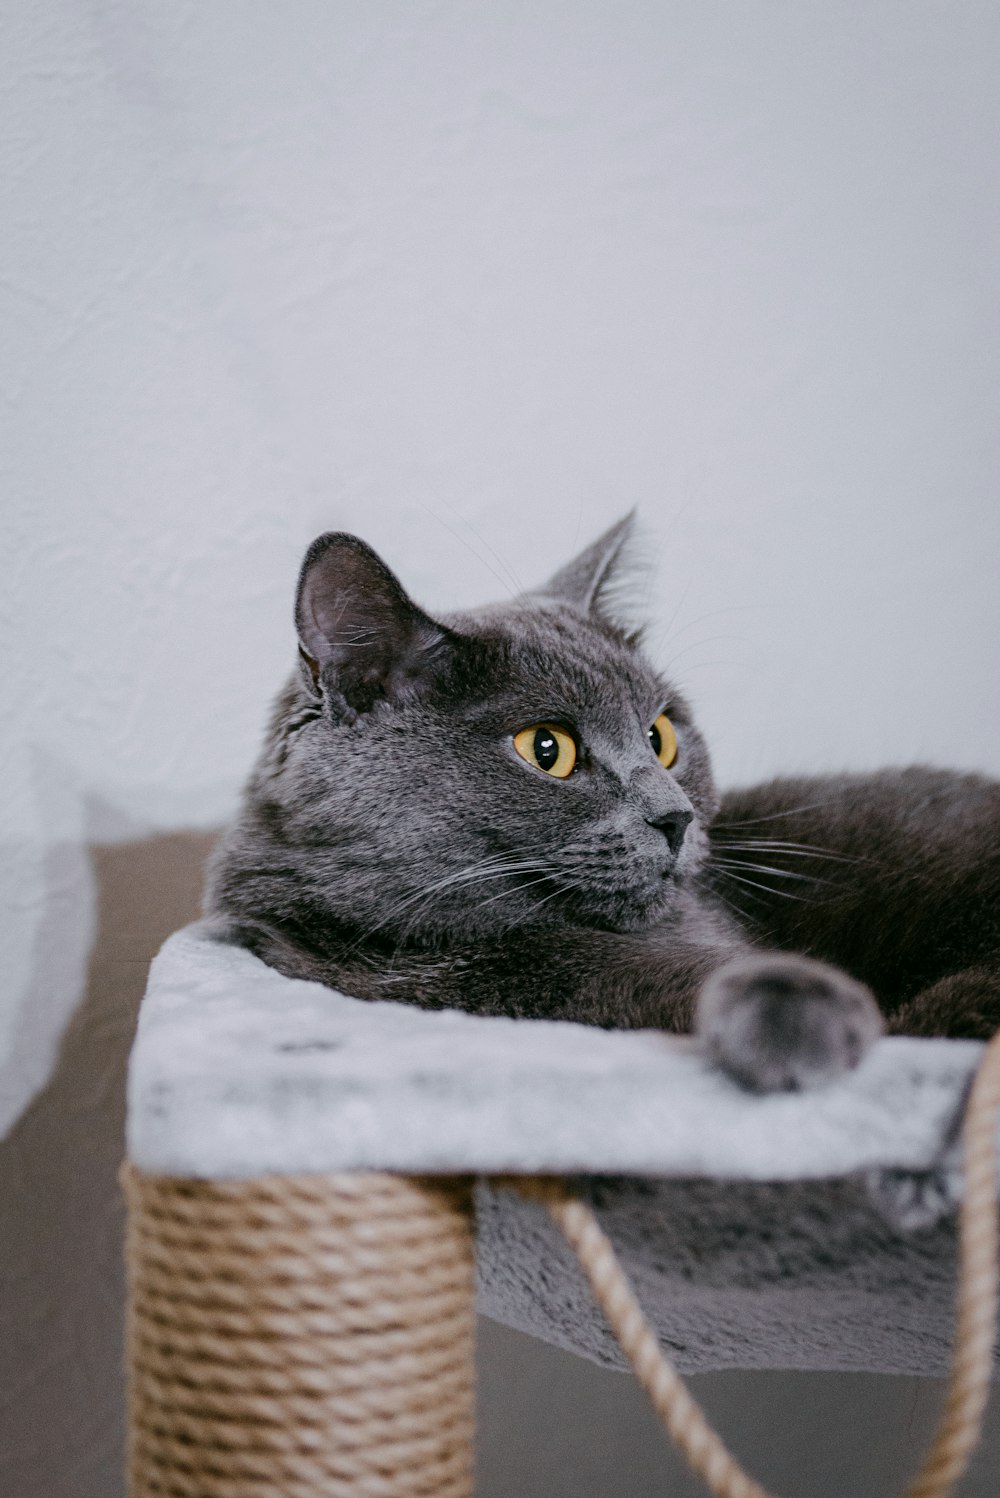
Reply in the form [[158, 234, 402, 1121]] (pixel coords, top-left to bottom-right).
[[865, 1157, 963, 1232], [696, 953, 883, 1092], [865, 1075, 970, 1231]]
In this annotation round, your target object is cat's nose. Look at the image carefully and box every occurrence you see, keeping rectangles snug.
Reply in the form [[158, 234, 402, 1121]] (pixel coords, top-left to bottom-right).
[[647, 808, 693, 857]]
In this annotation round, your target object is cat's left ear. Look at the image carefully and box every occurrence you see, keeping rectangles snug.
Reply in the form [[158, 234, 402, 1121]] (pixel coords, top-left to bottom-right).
[[535, 510, 638, 626], [295, 533, 451, 717]]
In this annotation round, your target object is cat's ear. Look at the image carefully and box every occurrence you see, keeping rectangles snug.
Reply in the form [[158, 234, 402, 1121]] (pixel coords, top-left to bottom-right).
[[295, 534, 450, 717], [536, 511, 637, 623]]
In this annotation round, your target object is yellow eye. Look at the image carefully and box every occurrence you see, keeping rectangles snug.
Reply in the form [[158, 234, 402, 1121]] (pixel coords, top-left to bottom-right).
[[513, 723, 577, 779], [649, 712, 678, 768]]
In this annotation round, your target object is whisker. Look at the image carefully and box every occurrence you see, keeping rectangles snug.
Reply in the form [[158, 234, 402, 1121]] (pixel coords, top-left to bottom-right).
[[699, 880, 752, 924], [394, 861, 548, 914], [661, 633, 751, 670], [656, 578, 694, 657], [711, 868, 813, 903], [710, 856, 835, 887], [354, 854, 551, 944], [714, 800, 837, 829], [437, 500, 525, 594], [711, 839, 860, 864], [421, 505, 520, 600], [659, 603, 769, 650], [467, 872, 562, 917], [391, 858, 562, 944], [663, 658, 740, 680], [495, 873, 595, 925]]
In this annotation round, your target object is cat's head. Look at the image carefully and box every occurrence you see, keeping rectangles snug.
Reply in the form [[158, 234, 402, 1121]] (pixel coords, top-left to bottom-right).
[[229, 515, 718, 943]]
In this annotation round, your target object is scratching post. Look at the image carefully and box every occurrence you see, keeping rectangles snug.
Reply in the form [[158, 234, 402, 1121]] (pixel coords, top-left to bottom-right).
[[123, 925, 1000, 1498], [123, 1169, 475, 1498]]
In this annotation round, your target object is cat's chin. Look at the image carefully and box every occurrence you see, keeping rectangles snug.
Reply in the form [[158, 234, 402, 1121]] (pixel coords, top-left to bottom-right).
[[566, 880, 677, 933]]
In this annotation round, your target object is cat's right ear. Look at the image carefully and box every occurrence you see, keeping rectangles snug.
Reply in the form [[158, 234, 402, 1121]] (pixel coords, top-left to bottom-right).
[[536, 510, 638, 623], [295, 534, 451, 719]]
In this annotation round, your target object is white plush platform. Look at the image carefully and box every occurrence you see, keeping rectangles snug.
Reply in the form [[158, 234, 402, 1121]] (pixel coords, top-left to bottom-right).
[[127, 923, 994, 1376]]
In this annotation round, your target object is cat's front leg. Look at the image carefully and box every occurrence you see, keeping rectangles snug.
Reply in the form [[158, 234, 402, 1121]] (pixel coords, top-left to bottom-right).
[[696, 952, 883, 1092]]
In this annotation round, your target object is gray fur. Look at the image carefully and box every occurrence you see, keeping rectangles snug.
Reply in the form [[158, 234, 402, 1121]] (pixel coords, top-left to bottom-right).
[[205, 519, 1000, 1091]]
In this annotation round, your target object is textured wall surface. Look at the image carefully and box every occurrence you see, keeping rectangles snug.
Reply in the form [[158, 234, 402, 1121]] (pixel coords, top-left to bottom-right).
[[2, 4, 999, 1495]]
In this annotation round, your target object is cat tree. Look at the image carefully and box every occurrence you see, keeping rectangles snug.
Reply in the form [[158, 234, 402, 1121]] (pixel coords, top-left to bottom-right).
[[121, 923, 1000, 1497]]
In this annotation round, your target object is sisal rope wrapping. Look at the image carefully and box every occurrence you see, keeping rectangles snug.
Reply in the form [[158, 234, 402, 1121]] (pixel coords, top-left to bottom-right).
[[122, 1033, 1000, 1498], [521, 1025, 1000, 1498], [122, 1169, 475, 1498], [903, 1026, 1000, 1498]]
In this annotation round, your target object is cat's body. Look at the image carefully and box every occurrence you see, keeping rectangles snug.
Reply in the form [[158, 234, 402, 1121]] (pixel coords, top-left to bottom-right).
[[713, 768, 1000, 1042], [206, 518, 1000, 1091]]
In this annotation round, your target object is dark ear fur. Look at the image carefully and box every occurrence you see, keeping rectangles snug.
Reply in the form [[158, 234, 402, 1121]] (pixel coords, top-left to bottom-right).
[[295, 533, 449, 717], [536, 511, 638, 628]]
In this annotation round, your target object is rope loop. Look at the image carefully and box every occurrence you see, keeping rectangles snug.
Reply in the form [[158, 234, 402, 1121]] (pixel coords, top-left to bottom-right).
[[521, 1026, 1000, 1498]]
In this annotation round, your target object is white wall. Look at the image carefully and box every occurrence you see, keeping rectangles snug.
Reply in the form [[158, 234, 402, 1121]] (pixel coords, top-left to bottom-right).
[[2, 4, 999, 1494]]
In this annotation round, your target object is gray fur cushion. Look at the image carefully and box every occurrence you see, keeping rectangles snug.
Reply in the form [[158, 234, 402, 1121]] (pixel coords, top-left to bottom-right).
[[128, 924, 992, 1375]]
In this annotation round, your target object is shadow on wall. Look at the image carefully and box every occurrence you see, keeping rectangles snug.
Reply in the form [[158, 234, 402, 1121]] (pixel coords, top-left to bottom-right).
[[0, 828, 218, 1498]]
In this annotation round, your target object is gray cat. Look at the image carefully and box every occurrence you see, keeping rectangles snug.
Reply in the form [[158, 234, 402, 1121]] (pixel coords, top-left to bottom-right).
[[205, 515, 1000, 1092]]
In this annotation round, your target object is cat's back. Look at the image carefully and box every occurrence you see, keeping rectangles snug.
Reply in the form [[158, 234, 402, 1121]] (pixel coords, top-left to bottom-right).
[[710, 766, 1000, 1004], [719, 765, 1000, 855]]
